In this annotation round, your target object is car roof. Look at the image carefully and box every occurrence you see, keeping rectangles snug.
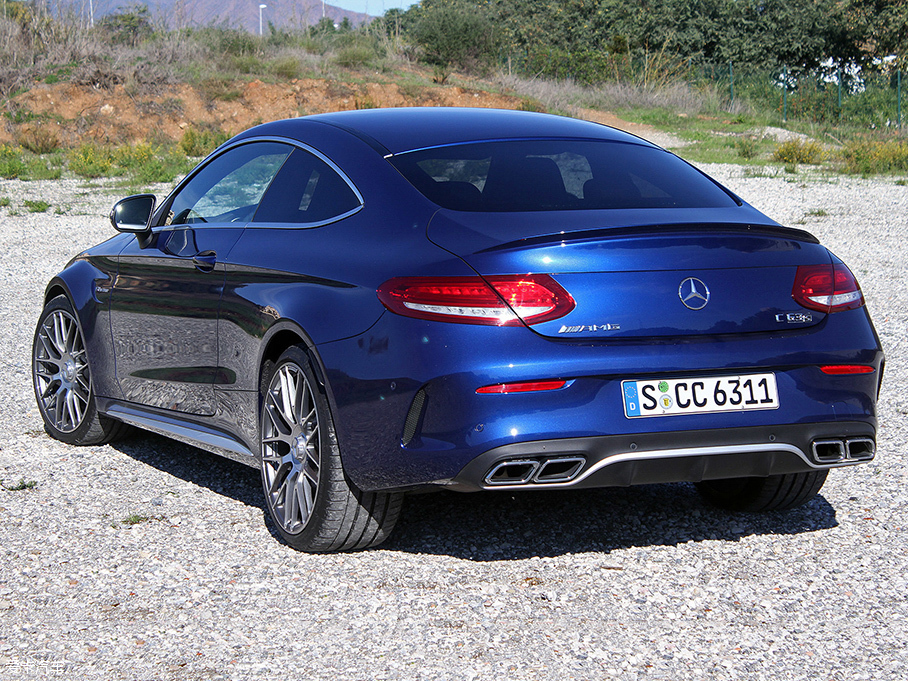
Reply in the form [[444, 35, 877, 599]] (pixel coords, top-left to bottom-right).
[[301, 107, 657, 155]]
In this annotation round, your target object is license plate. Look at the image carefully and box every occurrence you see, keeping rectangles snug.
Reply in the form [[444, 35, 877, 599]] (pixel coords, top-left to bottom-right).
[[622, 373, 779, 418]]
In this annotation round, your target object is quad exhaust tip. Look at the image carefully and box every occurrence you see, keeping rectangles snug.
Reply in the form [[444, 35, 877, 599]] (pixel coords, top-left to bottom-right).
[[485, 456, 586, 486], [811, 437, 875, 464]]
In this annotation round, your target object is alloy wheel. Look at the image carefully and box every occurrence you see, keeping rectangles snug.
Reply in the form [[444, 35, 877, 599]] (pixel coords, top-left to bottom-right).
[[261, 362, 321, 534], [34, 309, 91, 433]]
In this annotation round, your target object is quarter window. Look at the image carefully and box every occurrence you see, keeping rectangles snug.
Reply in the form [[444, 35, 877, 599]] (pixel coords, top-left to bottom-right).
[[253, 148, 361, 224]]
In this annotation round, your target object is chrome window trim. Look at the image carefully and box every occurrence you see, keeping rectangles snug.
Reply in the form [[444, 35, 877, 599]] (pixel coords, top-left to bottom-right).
[[154, 135, 364, 231]]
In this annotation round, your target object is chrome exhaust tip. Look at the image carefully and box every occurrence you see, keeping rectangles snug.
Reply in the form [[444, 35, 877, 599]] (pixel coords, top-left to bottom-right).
[[533, 456, 586, 483], [812, 439, 846, 464], [845, 437, 876, 461], [484, 459, 540, 486]]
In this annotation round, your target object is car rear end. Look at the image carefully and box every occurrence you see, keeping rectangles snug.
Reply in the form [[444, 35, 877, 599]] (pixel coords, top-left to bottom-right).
[[324, 130, 883, 494]]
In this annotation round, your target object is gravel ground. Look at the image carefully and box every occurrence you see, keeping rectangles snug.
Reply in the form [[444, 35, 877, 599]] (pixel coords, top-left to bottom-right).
[[0, 168, 905, 681]]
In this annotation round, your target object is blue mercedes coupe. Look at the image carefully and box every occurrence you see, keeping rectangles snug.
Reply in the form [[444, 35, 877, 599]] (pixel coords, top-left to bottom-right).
[[33, 108, 884, 551]]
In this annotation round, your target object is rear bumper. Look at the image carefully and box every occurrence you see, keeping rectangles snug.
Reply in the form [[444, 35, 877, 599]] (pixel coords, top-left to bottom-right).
[[447, 421, 876, 492], [317, 309, 882, 492]]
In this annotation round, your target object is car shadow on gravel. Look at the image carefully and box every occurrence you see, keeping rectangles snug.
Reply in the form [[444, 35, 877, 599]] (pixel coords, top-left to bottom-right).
[[109, 432, 263, 509], [384, 484, 839, 561], [110, 432, 838, 560]]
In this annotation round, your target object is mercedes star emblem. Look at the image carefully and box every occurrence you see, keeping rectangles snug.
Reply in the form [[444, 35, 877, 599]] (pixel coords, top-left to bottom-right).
[[679, 277, 710, 310]]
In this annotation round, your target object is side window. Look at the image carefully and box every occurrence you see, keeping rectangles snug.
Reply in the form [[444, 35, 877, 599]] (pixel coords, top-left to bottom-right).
[[166, 142, 292, 226], [253, 148, 361, 224]]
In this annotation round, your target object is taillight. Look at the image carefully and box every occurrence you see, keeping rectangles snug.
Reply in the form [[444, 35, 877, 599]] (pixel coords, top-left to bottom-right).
[[376, 275, 575, 326], [792, 263, 864, 313]]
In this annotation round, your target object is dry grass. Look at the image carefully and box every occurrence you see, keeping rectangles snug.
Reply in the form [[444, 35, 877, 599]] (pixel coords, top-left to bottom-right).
[[0, 8, 408, 98], [495, 74, 747, 119]]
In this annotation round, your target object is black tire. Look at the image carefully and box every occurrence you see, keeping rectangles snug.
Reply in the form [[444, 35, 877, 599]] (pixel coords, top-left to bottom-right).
[[259, 345, 403, 552], [32, 295, 131, 445], [696, 470, 828, 512]]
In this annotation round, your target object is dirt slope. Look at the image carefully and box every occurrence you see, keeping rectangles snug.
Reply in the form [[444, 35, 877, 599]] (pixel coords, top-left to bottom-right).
[[2, 78, 679, 149]]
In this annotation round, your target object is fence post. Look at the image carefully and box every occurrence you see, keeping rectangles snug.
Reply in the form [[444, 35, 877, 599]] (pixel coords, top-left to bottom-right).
[[729, 61, 734, 103], [837, 68, 843, 121], [783, 66, 788, 123], [896, 69, 902, 130]]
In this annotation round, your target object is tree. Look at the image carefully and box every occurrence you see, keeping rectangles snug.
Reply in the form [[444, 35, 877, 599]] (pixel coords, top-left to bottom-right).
[[97, 4, 154, 47], [845, 0, 908, 65], [411, 1, 499, 73]]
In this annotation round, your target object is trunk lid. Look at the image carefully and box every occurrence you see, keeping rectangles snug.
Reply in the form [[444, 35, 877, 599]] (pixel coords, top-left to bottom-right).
[[427, 209, 831, 340]]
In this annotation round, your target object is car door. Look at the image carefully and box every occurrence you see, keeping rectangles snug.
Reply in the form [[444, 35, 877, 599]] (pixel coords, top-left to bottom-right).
[[109, 141, 293, 415]]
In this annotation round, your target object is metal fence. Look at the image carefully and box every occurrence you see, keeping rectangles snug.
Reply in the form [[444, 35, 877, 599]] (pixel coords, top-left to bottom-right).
[[504, 49, 904, 130], [702, 62, 904, 129]]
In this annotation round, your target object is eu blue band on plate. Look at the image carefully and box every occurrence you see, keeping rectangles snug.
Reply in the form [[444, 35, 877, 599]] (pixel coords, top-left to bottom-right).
[[623, 382, 640, 417]]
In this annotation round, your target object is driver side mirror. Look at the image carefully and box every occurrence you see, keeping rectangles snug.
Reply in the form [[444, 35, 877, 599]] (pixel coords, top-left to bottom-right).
[[110, 194, 156, 248]]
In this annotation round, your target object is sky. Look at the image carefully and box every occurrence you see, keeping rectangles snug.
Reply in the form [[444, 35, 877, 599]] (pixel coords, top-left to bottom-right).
[[329, 0, 418, 15]]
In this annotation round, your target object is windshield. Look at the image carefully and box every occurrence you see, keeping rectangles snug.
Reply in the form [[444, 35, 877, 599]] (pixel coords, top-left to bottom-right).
[[389, 140, 738, 212]]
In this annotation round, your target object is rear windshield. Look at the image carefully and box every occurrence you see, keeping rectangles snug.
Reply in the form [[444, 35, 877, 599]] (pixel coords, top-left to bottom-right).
[[389, 140, 738, 212]]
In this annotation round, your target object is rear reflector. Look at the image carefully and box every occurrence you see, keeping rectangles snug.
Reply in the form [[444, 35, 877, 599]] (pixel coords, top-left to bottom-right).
[[820, 365, 875, 375], [792, 263, 864, 313], [377, 275, 575, 326], [476, 380, 568, 394]]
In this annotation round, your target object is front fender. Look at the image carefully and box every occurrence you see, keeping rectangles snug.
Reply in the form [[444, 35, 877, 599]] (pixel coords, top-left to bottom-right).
[[42, 253, 122, 400]]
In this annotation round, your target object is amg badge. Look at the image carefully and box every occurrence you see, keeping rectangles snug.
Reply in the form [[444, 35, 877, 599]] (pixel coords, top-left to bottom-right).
[[558, 323, 621, 334]]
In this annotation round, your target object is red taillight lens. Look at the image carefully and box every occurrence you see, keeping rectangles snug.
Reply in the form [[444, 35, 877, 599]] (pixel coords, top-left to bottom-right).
[[376, 275, 575, 326], [792, 263, 864, 313], [820, 365, 875, 375], [476, 380, 568, 394]]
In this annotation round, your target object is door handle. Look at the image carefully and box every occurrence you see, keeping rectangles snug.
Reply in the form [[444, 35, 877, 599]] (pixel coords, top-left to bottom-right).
[[192, 250, 218, 272]]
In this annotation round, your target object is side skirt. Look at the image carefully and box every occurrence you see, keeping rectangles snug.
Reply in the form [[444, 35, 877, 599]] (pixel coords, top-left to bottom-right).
[[100, 400, 259, 469]]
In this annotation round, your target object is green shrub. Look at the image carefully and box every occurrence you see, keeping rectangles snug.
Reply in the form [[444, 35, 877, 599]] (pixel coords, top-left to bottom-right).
[[114, 142, 157, 170], [114, 142, 194, 183], [735, 135, 760, 160], [772, 139, 825, 165], [179, 127, 228, 157], [130, 150, 193, 184], [334, 45, 375, 69], [68, 143, 117, 178], [842, 138, 908, 175], [231, 55, 264, 74], [0, 145, 26, 179], [269, 56, 301, 80], [196, 26, 259, 57]]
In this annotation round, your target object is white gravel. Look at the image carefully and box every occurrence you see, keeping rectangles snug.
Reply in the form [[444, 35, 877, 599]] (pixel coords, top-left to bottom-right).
[[0, 168, 906, 681]]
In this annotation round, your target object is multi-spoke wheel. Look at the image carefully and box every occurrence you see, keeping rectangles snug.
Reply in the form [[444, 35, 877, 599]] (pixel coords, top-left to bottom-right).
[[260, 346, 403, 552], [32, 296, 129, 445], [261, 359, 322, 534]]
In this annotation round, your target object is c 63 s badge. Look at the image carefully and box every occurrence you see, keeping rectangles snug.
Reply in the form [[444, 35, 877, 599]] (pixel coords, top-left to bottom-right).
[[558, 323, 621, 334], [776, 312, 814, 324]]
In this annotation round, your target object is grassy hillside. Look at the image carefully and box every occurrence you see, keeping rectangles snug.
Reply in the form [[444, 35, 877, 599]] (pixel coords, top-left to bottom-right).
[[2, 7, 907, 185]]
